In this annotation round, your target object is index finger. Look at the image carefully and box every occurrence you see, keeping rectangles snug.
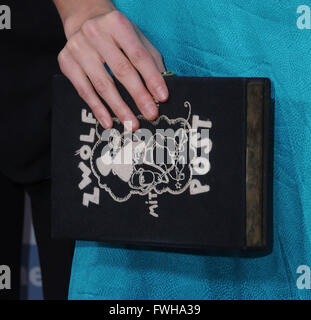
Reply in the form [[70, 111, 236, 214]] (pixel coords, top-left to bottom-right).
[[111, 18, 169, 102]]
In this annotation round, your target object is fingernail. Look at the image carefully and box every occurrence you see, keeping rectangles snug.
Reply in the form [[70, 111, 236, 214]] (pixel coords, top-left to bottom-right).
[[156, 86, 168, 101], [144, 103, 158, 120], [100, 117, 111, 129], [124, 117, 139, 131]]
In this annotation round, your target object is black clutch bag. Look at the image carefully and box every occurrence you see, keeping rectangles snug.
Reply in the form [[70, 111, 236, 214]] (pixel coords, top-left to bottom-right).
[[52, 74, 272, 253]]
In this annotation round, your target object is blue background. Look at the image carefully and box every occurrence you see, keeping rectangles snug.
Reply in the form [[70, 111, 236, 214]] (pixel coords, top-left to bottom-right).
[[20, 194, 43, 300]]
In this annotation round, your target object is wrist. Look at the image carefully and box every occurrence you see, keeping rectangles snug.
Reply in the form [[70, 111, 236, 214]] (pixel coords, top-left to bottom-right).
[[54, 0, 116, 38]]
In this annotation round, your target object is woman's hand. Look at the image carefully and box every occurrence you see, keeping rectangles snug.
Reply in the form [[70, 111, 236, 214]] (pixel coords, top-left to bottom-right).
[[54, 0, 168, 131]]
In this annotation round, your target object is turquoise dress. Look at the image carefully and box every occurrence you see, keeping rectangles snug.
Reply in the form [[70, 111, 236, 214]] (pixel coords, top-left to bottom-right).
[[69, 0, 311, 299]]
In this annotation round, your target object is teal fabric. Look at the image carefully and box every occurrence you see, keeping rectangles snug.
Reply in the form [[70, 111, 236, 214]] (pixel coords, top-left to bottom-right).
[[69, 0, 311, 299]]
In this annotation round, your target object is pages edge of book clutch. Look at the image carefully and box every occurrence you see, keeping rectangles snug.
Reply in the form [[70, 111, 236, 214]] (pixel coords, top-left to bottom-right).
[[245, 79, 272, 251], [51, 75, 272, 253]]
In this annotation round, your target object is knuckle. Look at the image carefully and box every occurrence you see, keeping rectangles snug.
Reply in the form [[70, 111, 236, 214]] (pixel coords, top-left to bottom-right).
[[114, 60, 132, 78], [76, 85, 90, 101], [108, 11, 128, 25], [152, 48, 162, 61], [90, 102, 101, 113], [148, 75, 164, 90], [136, 90, 151, 104], [67, 34, 80, 53], [93, 77, 112, 96], [57, 50, 67, 70], [110, 102, 127, 119], [108, 11, 132, 30], [131, 47, 148, 65], [81, 19, 98, 37]]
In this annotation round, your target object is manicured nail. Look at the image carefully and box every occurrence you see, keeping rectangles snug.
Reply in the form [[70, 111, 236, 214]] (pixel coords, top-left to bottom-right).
[[124, 117, 139, 131], [100, 116, 111, 129], [156, 86, 168, 101], [144, 103, 158, 120]]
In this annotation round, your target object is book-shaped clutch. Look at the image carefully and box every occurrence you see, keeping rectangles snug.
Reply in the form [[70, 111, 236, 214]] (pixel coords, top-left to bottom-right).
[[52, 75, 272, 253]]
